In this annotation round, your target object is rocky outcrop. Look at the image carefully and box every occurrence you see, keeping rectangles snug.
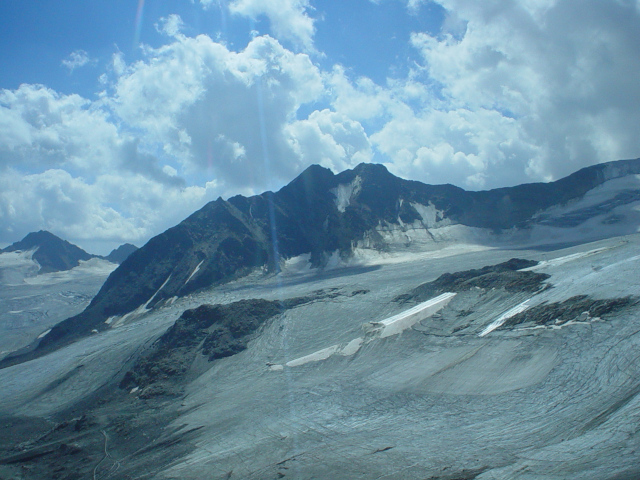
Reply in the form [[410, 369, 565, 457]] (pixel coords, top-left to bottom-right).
[[394, 258, 550, 303], [119, 289, 351, 398], [501, 295, 637, 329]]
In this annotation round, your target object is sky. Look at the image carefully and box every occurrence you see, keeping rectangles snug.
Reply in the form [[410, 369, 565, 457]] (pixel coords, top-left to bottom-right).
[[1, 0, 640, 254]]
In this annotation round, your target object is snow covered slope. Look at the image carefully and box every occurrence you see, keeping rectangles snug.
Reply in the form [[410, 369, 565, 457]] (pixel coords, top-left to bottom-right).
[[1, 233, 639, 479], [0, 256, 116, 360]]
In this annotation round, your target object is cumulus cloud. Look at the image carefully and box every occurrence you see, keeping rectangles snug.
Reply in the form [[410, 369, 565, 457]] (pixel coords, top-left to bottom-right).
[[0, 84, 181, 185], [0, 168, 216, 253], [198, 0, 316, 50], [285, 109, 372, 173], [0, 85, 120, 172], [0, 85, 209, 251], [376, 0, 640, 188], [227, 0, 316, 52], [61, 50, 94, 72], [110, 33, 325, 191], [156, 14, 185, 37]]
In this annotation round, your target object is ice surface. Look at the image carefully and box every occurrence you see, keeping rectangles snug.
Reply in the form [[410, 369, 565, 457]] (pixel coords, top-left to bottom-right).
[[369, 292, 456, 338], [110, 273, 173, 327], [22, 258, 117, 286], [2, 232, 640, 479], [410, 202, 451, 228], [0, 256, 116, 357], [0, 249, 37, 269]]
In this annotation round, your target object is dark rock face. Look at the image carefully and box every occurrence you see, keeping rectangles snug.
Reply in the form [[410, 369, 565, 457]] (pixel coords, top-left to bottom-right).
[[2, 231, 95, 273], [119, 289, 347, 397], [501, 295, 637, 329], [104, 243, 138, 264], [395, 258, 549, 303], [119, 299, 283, 397], [23, 158, 640, 356]]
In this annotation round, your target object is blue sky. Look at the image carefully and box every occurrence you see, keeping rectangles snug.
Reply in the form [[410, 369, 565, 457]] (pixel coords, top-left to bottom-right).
[[1, 0, 640, 253]]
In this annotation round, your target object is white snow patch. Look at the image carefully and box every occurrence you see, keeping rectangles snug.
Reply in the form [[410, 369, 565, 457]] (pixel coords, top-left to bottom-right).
[[339, 337, 364, 356], [517, 317, 601, 333], [535, 175, 640, 219], [410, 202, 450, 228], [144, 274, 172, 309], [286, 345, 341, 367], [0, 248, 38, 268], [323, 250, 344, 270], [331, 176, 362, 212], [110, 274, 172, 328], [37, 329, 51, 339], [22, 258, 117, 286], [281, 253, 312, 275], [365, 292, 457, 339], [326, 243, 492, 270], [284, 337, 365, 368], [281, 294, 455, 369], [185, 260, 205, 285], [521, 176, 640, 244], [521, 245, 621, 271], [479, 299, 532, 337]]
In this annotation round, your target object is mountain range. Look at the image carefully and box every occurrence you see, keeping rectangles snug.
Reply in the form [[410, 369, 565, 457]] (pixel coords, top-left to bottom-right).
[[5, 157, 640, 362], [1, 231, 138, 272]]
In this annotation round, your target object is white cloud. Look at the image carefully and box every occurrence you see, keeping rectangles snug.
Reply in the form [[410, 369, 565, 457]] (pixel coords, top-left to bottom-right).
[[61, 50, 94, 72], [110, 34, 326, 190], [361, 0, 640, 188], [0, 85, 120, 172], [0, 167, 220, 254], [156, 14, 185, 37], [198, 0, 316, 50], [227, 0, 316, 52], [285, 109, 372, 173], [373, 107, 540, 188], [0, 85, 215, 252]]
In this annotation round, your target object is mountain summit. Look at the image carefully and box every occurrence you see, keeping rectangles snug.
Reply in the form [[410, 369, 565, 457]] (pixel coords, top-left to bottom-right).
[[2, 230, 95, 273], [16, 158, 640, 358], [104, 243, 138, 264]]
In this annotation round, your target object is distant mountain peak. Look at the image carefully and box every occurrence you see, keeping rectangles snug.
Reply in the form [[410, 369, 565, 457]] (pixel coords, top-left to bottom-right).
[[105, 243, 138, 264], [3, 230, 96, 274], [14, 230, 60, 247]]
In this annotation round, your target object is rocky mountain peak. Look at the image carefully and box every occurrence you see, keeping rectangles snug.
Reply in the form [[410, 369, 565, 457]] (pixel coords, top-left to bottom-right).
[[105, 243, 138, 264], [2, 230, 95, 273]]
